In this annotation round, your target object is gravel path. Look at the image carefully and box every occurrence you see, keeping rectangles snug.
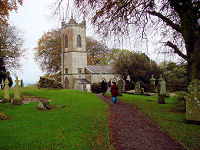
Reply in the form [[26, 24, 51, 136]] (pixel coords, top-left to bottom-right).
[[97, 95, 186, 150]]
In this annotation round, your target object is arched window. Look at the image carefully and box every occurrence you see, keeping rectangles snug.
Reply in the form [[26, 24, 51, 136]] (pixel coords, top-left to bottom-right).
[[77, 35, 81, 47], [65, 35, 68, 48]]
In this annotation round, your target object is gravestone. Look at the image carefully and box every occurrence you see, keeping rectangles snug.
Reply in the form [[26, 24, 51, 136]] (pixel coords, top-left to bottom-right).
[[160, 80, 166, 95], [149, 75, 156, 93], [20, 79, 24, 88], [135, 82, 141, 94], [157, 75, 163, 93], [37, 100, 52, 110], [118, 79, 124, 96], [186, 79, 200, 122], [13, 77, 22, 105], [158, 79, 166, 104], [3, 78, 10, 102]]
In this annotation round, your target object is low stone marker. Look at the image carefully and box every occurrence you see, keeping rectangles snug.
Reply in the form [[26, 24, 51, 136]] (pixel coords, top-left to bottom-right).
[[185, 79, 200, 122], [13, 77, 22, 105], [118, 79, 124, 96], [37, 100, 52, 110], [3, 78, 10, 102], [135, 82, 141, 95]]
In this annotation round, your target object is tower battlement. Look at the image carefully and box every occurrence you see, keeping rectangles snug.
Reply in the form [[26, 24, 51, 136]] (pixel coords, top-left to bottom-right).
[[61, 17, 86, 29]]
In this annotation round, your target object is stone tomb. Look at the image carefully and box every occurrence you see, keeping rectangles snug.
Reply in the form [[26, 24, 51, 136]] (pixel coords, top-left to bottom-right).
[[186, 79, 200, 122]]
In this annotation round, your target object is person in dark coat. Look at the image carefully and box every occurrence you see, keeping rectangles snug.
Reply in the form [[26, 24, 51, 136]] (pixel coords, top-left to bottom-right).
[[111, 81, 118, 104], [101, 80, 107, 97]]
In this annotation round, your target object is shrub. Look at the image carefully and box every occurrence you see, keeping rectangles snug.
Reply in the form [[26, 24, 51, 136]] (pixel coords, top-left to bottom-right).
[[38, 77, 63, 89], [91, 82, 101, 93], [172, 91, 188, 112]]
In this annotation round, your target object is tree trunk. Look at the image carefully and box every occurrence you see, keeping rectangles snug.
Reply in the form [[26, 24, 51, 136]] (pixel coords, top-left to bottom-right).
[[189, 23, 200, 81]]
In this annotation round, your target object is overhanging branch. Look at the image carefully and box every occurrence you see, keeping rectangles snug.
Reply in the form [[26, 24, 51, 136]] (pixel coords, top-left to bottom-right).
[[148, 11, 182, 33], [166, 41, 188, 60]]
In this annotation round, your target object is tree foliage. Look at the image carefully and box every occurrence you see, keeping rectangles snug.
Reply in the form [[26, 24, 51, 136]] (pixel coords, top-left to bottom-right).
[[161, 61, 187, 83], [62, 0, 200, 81], [34, 29, 61, 75], [113, 49, 163, 82], [0, 0, 23, 27], [87, 37, 110, 65], [0, 25, 25, 71]]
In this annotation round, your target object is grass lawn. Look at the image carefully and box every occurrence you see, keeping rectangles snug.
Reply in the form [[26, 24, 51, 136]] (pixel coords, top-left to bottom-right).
[[118, 94, 200, 150], [0, 88, 112, 150]]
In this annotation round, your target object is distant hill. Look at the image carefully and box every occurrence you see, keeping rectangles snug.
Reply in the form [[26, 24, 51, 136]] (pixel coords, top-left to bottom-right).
[[23, 82, 37, 87]]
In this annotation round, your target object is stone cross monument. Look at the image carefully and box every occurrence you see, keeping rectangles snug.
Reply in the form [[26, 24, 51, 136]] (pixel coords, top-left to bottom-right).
[[3, 78, 10, 101]]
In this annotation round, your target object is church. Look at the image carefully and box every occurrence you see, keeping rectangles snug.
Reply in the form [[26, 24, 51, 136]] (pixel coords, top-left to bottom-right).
[[60, 16, 119, 91]]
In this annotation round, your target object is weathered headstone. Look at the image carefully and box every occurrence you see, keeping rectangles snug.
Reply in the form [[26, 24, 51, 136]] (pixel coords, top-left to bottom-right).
[[135, 82, 141, 94], [37, 100, 52, 110], [118, 79, 124, 96], [160, 80, 166, 95], [3, 78, 10, 102], [185, 79, 200, 122], [149, 75, 156, 93], [157, 75, 163, 93], [37, 101, 45, 110], [20, 79, 24, 88], [158, 79, 166, 104], [13, 77, 22, 105]]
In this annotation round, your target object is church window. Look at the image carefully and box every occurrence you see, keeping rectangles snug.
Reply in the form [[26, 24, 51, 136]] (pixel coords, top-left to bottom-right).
[[77, 35, 81, 47], [65, 35, 68, 48], [65, 68, 68, 74], [78, 68, 82, 74]]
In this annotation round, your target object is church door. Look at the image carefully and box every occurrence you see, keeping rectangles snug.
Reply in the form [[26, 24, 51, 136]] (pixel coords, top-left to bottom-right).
[[65, 77, 69, 89]]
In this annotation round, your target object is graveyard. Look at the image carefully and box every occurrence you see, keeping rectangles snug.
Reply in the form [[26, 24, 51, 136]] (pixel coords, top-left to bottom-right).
[[0, 79, 200, 149]]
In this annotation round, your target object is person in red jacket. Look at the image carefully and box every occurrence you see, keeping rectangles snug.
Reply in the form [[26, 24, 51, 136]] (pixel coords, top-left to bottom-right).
[[111, 81, 118, 104]]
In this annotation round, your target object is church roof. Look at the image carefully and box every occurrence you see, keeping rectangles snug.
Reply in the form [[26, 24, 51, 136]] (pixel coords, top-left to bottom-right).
[[75, 78, 91, 84], [86, 65, 114, 74]]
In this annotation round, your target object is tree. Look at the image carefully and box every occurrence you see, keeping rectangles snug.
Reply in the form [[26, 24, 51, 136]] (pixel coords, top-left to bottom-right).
[[0, 25, 25, 71], [112, 50, 163, 82], [0, 0, 23, 27], [86, 37, 110, 65], [58, 0, 200, 82], [34, 29, 61, 75], [161, 61, 187, 83]]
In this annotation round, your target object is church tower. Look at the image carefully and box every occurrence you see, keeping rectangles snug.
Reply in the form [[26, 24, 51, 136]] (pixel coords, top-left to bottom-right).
[[61, 16, 87, 89]]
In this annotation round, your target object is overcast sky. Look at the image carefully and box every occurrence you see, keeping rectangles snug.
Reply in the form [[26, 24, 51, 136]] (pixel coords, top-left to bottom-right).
[[9, 0, 65, 84]]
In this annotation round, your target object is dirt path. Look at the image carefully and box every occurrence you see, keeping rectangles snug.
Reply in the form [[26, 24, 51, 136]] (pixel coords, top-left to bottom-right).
[[97, 95, 186, 150]]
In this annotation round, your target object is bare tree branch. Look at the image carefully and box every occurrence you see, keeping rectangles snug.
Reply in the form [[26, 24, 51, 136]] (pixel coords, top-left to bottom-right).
[[148, 11, 182, 33], [166, 41, 188, 60]]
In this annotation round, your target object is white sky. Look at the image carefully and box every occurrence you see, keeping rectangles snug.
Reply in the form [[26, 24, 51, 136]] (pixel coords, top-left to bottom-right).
[[9, 0, 63, 84]]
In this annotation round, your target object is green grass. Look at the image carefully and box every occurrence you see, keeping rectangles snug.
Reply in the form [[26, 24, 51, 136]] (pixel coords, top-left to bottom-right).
[[0, 88, 111, 150], [118, 94, 200, 150]]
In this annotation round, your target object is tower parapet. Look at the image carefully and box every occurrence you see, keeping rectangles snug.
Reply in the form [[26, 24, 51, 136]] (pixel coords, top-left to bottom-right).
[[61, 17, 86, 29]]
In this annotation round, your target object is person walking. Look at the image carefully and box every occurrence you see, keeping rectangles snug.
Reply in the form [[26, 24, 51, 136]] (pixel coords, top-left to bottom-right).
[[111, 81, 118, 104], [107, 78, 111, 94], [101, 80, 107, 97]]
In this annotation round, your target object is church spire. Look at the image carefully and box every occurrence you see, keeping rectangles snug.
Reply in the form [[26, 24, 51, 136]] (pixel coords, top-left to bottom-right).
[[61, 12, 65, 28]]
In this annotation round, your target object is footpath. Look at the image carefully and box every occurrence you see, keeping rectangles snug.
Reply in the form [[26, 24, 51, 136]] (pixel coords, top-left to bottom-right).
[[97, 95, 186, 150]]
